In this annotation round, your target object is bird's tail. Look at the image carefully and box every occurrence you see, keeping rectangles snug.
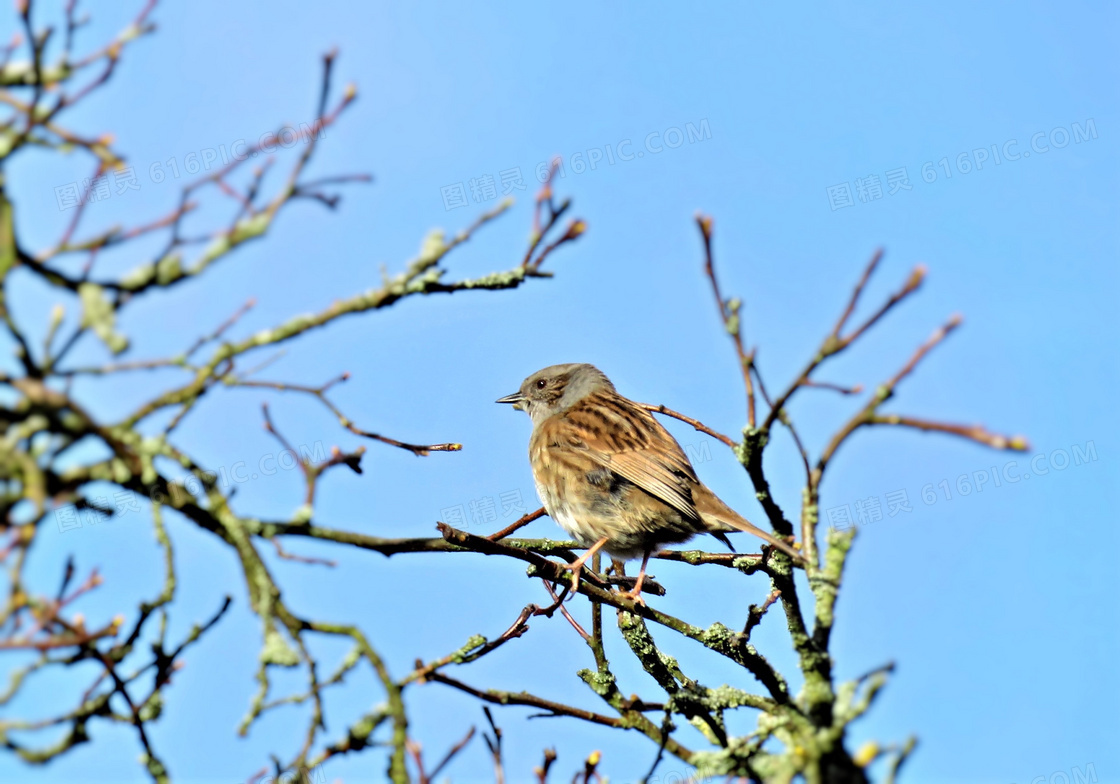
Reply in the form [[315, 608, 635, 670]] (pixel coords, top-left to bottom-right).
[[696, 490, 806, 564]]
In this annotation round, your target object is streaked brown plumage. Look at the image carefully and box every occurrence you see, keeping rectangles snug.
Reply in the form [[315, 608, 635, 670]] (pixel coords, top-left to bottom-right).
[[497, 363, 801, 602]]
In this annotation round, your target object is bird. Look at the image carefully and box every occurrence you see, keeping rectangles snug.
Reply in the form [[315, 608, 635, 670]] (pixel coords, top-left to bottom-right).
[[496, 363, 802, 603]]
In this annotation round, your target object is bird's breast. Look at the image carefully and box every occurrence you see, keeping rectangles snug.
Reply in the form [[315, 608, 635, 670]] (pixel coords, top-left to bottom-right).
[[529, 428, 604, 545]]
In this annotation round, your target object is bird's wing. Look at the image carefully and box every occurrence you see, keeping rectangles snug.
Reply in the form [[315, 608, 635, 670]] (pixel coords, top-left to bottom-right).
[[547, 392, 701, 521]]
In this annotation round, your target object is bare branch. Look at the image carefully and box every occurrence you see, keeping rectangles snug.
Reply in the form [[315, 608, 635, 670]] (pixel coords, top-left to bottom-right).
[[639, 402, 736, 448], [696, 213, 756, 427]]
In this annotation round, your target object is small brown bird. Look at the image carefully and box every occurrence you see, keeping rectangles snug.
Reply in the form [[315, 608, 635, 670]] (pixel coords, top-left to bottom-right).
[[497, 363, 801, 603]]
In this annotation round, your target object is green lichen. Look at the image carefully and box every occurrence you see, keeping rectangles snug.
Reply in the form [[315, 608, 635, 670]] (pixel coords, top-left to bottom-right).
[[155, 253, 183, 285], [138, 692, 163, 722], [260, 628, 300, 667], [577, 667, 616, 697], [119, 262, 156, 290], [230, 212, 271, 244], [450, 634, 486, 663], [0, 190, 14, 279], [110, 458, 132, 484], [415, 229, 447, 270], [78, 282, 129, 354], [701, 621, 733, 647]]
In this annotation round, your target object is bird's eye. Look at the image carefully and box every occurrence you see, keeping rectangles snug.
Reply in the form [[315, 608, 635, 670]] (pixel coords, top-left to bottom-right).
[[536, 379, 547, 389]]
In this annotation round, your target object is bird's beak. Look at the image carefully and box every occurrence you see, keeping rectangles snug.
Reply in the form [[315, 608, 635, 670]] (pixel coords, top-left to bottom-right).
[[495, 392, 524, 410]]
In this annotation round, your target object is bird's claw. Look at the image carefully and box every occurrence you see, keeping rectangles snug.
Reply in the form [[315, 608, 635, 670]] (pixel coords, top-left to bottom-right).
[[619, 587, 647, 607], [563, 562, 584, 599]]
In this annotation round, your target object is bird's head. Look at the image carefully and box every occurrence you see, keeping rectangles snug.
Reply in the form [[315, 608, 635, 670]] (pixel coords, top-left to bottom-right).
[[496, 363, 614, 425]]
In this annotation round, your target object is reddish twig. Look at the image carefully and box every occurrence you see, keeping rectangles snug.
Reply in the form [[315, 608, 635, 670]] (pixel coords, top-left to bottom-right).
[[186, 298, 257, 358], [486, 507, 547, 540], [802, 379, 864, 396], [761, 251, 926, 434], [534, 748, 558, 784], [402, 604, 538, 687], [541, 581, 590, 641], [866, 415, 1029, 451], [521, 163, 584, 273], [638, 403, 736, 448], [270, 538, 337, 568], [243, 377, 461, 457], [482, 706, 505, 784], [818, 315, 963, 474], [428, 726, 476, 782], [744, 589, 782, 639], [696, 213, 756, 427]]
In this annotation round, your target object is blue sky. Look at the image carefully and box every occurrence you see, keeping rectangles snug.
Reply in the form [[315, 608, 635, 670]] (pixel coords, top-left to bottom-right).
[[2, 1, 1117, 783]]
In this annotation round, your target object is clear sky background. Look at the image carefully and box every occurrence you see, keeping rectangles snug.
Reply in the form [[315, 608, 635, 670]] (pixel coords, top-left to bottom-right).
[[3, 2, 1118, 783]]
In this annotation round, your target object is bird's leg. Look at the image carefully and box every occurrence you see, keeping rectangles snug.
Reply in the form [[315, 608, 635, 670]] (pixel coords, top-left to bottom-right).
[[620, 547, 653, 606], [564, 536, 609, 595]]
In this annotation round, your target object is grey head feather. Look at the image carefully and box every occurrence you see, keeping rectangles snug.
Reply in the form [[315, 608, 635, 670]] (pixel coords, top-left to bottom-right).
[[518, 363, 615, 425]]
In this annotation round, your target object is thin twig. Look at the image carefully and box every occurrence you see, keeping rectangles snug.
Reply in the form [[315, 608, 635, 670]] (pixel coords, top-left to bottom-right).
[[867, 414, 1028, 451], [743, 589, 781, 639], [761, 251, 925, 435], [639, 403, 736, 448], [542, 581, 590, 641], [482, 706, 505, 784], [487, 507, 547, 540], [239, 377, 462, 456], [428, 725, 476, 781], [696, 213, 756, 427]]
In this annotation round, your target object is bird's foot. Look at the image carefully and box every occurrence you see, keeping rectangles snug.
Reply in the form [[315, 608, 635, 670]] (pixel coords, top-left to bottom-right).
[[559, 536, 610, 599], [564, 562, 585, 597], [618, 586, 647, 607]]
